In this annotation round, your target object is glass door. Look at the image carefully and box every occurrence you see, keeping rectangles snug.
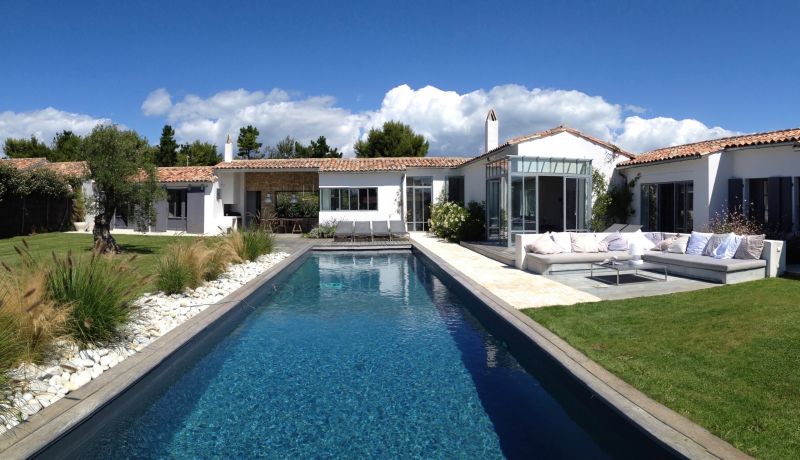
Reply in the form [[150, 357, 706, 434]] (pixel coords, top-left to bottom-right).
[[406, 177, 432, 231], [487, 179, 501, 240]]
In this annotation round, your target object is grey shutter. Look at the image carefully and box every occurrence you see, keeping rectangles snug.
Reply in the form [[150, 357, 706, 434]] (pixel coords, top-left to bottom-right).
[[780, 177, 793, 233], [767, 177, 781, 231], [186, 187, 205, 234], [154, 200, 168, 232], [728, 178, 743, 213]]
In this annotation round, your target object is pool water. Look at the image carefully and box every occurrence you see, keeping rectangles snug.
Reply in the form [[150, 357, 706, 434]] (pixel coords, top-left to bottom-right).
[[78, 252, 670, 459]]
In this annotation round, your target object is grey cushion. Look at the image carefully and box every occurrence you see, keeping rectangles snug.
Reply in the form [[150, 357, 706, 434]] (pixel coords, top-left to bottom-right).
[[527, 251, 631, 265], [643, 251, 766, 273], [702, 233, 732, 257], [734, 234, 766, 260], [644, 232, 666, 245], [601, 232, 628, 251]]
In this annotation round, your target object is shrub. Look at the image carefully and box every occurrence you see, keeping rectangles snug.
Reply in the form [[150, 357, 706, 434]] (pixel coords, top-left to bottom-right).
[[705, 205, 764, 235], [429, 200, 469, 242], [156, 239, 241, 295], [306, 219, 337, 239], [47, 252, 144, 344], [227, 228, 274, 261], [591, 170, 639, 231], [459, 201, 486, 241]]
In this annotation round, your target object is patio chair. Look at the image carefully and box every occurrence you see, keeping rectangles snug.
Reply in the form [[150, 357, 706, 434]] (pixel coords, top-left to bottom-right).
[[601, 223, 627, 233], [620, 224, 642, 233], [334, 221, 354, 241], [389, 220, 409, 240], [354, 221, 373, 242], [372, 221, 391, 240]]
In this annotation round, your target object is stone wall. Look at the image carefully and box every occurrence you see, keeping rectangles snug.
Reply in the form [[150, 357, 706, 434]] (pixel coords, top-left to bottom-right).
[[245, 172, 319, 215]]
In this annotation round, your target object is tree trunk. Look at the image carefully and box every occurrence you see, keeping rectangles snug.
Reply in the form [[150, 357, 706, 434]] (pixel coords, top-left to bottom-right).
[[93, 212, 120, 253]]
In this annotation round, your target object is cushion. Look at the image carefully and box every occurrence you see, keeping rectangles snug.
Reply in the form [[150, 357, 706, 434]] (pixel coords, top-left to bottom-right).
[[526, 251, 631, 265], [526, 234, 561, 254], [571, 233, 600, 253], [711, 234, 743, 259], [685, 231, 712, 255], [642, 251, 766, 273], [652, 237, 675, 251], [644, 232, 666, 245], [734, 234, 766, 260], [550, 232, 572, 253], [666, 235, 690, 254], [703, 233, 733, 257], [601, 232, 628, 251], [624, 230, 656, 251]]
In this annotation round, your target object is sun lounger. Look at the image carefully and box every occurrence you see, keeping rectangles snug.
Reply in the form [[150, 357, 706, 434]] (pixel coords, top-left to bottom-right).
[[620, 224, 642, 233], [389, 220, 409, 240], [372, 221, 390, 240], [354, 221, 372, 241], [334, 221, 354, 241], [601, 223, 627, 233]]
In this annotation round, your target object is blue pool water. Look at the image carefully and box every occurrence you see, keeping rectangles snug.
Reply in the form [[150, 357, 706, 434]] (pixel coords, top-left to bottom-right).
[[77, 252, 670, 459]]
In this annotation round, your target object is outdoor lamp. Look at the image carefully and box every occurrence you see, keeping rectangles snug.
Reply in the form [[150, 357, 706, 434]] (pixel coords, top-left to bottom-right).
[[290, 193, 298, 204], [628, 241, 644, 265], [265, 193, 272, 204]]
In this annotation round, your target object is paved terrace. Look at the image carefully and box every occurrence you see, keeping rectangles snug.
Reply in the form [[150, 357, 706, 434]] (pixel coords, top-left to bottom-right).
[[410, 233, 600, 308]]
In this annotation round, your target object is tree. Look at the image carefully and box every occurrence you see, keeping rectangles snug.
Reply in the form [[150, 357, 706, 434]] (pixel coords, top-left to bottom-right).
[[82, 125, 163, 252], [155, 125, 178, 166], [354, 121, 428, 158], [50, 130, 83, 162], [177, 141, 221, 166], [267, 136, 299, 159], [303, 136, 342, 158], [236, 125, 262, 159], [3, 135, 51, 158], [267, 135, 342, 159]]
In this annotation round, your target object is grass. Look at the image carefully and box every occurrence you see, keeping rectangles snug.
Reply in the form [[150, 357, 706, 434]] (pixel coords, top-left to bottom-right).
[[156, 238, 240, 295], [228, 228, 274, 262], [0, 233, 198, 292], [523, 277, 800, 460]]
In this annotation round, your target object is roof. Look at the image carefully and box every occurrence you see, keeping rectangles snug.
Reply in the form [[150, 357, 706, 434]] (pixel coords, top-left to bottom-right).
[[0, 157, 49, 170], [43, 161, 89, 178], [618, 127, 800, 167], [463, 125, 634, 166], [156, 166, 216, 183], [215, 157, 468, 172]]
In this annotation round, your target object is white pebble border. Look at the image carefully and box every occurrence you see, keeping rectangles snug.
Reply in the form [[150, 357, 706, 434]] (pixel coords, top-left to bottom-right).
[[0, 251, 289, 435]]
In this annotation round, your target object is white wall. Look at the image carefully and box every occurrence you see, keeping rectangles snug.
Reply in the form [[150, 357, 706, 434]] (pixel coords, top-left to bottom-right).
[[318, 172, 404, 223], [458, 160, 486, 204], [515, 131, 627, 180], [204, 181, 232, 234]]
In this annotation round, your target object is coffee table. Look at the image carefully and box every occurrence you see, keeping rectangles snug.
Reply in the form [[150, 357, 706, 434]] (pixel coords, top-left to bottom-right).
[[590, 260, 668, 285]]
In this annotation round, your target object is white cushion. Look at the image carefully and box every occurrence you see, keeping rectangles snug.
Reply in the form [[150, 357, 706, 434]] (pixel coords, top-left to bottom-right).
[[686, 231, 713, 255], [550, 232, 572, 253], [666, 235, 690, 253], [526, 234, 561, 254], [712, 233, 743, 259], [623, 230, 656, 251], [571, 233, 600, 253]]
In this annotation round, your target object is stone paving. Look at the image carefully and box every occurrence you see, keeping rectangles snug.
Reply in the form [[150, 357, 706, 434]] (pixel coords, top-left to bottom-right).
[[410, 233, 600, 308]]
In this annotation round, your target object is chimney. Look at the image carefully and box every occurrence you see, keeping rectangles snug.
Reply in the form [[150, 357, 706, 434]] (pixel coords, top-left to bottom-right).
[[223, 134, 233, 162], [485, 109, 498, 153]]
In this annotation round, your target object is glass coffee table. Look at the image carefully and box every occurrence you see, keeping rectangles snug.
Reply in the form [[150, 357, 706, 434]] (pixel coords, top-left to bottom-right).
[[590, 260, 668, 285]]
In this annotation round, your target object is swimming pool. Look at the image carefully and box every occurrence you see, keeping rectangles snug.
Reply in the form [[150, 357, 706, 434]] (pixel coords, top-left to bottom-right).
[[48, 251, 674, 459]]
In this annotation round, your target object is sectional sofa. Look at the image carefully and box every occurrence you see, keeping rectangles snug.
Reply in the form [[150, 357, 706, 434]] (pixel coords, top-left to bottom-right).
[[514, 231, 786, 284]]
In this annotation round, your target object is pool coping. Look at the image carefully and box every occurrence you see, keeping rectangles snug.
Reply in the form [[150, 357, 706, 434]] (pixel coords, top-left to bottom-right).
[[410, 239, 752, 460], [0, 242, 315, 459]]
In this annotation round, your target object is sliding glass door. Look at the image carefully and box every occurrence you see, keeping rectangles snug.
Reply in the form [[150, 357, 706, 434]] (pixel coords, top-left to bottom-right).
[[406, 177, 432, 231]]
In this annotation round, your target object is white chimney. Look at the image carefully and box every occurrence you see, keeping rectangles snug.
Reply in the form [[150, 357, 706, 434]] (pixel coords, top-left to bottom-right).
[[485, 109, 498, 153], [223, 134, 233, 162]]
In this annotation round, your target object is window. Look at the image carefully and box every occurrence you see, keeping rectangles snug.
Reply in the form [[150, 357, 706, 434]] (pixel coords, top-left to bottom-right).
[[446, 176, 465, 205], [167, 189, 187, 219], [320, 188, 378, 211], [640, 181, 693, 232]]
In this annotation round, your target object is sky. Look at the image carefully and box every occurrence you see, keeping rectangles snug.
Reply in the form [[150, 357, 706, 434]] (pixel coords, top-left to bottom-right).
[[1, 0, 798, 157]]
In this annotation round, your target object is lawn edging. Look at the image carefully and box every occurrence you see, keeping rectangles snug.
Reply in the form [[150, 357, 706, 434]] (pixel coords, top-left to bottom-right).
[[0, 241, 314, 458], [410, 238, 752, 460]]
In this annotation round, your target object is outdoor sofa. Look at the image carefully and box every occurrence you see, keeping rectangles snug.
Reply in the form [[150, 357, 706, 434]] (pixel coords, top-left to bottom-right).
[[514, 231, 786, 284]]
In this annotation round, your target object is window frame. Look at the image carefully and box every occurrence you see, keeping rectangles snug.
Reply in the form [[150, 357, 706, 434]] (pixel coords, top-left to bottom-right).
[[319, 187, 378, 211]]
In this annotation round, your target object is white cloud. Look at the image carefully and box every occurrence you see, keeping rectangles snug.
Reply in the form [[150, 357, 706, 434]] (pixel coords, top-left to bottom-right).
[[0, 107, 111, 154], [614, 116, 738, 153], [143, 84, 739, 156], [141, 88, 173, 116]]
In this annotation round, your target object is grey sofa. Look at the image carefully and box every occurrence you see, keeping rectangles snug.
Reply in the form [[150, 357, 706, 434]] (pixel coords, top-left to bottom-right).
[[514, 233, 786, 284]]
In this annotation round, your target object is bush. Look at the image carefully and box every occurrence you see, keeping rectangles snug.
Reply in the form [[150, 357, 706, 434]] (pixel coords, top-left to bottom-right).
[[429, 200, 469, 242], [47, 252, 144, 344], [306, 219, 337, 239], [705, 206, 764, 235], [459, 201, 486, 241], [228, 228, 274, 261], [590, 170, 639, 231], [156, 239, 241, 294]]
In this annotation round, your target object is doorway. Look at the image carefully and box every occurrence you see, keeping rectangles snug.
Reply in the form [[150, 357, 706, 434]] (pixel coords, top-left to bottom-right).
[[538, 176, 564, 232], [245, 191, 261, 227]]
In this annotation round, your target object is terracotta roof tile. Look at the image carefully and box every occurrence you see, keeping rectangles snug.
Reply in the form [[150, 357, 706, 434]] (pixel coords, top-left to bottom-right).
[[618, 127, 800, 167], [215, 157, 468, 172], [0, 157, 49, 170], [463, 125, 633, 166], [43, 161, 89, 178], [156, 166, 216, 183]]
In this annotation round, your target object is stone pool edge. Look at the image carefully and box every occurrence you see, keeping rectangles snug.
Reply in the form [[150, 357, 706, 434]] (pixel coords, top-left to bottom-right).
[[0, 242, 315, 459], [410, 239, 752, 460]]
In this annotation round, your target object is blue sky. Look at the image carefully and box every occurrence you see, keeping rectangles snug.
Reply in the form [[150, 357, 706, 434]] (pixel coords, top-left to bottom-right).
[[1, 0, 798, 155]]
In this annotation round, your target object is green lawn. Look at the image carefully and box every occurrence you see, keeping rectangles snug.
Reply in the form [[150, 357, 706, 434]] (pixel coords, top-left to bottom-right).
[[0, 232, 197, 291], [524, 278, 800, 459]]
